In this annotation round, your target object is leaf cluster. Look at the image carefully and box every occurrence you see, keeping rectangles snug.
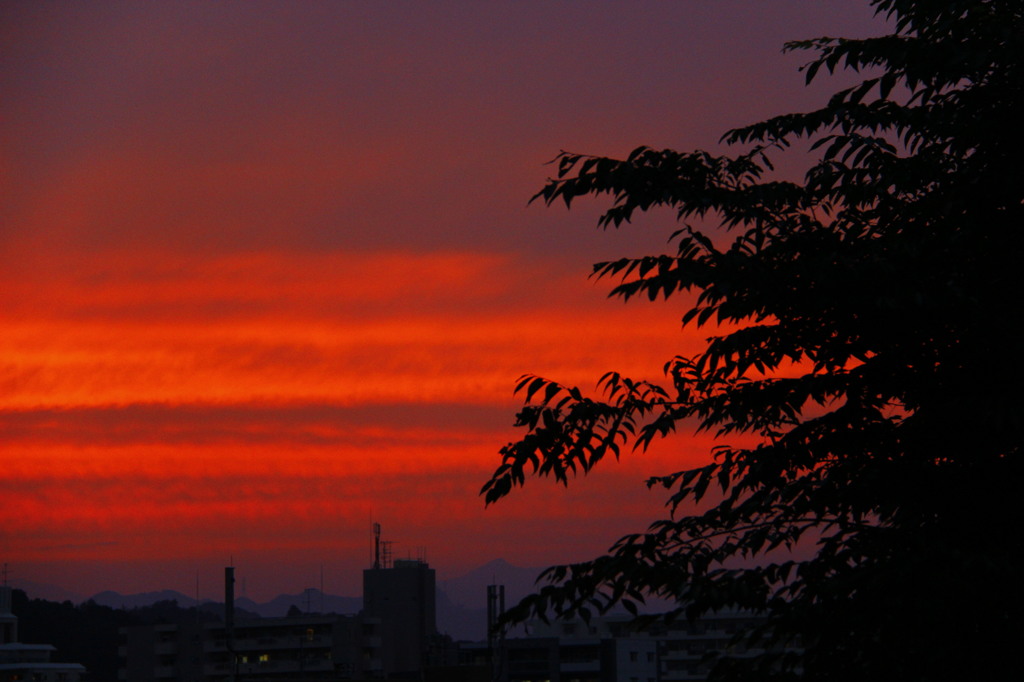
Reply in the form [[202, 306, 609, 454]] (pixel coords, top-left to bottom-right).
[[482, 2, 1023, 680]]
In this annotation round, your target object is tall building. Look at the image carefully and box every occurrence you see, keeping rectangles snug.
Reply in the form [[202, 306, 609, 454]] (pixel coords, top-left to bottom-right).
[[362, 558, 437, 678]]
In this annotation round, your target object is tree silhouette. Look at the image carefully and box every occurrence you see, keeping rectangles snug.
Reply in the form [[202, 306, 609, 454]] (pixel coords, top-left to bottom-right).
[[483, 1, 1022, 679]]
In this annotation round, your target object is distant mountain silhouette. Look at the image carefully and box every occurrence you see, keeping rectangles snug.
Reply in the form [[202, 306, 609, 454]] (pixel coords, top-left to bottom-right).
[[90, 589, 200, 609], [439, 558, 546, 610], [15, 559, 557, 641], [10, 580, 85, 605], [80, 586, 492, 640], [437, 558, 676, 623], [236, 589, 362, 618], [435, 587, 485, 641]]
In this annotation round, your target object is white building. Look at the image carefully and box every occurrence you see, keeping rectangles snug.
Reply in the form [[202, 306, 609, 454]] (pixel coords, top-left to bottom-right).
[[0, 585, 86, 682]]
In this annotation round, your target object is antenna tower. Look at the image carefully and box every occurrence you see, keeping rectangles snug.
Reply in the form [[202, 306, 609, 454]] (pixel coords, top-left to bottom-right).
[[373, 523, 382, 569]]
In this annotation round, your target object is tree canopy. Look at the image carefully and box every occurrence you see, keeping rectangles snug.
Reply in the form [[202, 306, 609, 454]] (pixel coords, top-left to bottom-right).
[[482, 1, 1022, 679]]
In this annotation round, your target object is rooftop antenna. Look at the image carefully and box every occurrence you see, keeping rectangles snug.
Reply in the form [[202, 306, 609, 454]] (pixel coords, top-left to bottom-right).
[[487, 584, 507, 682], [320, 564, 325, 613], [373, 523, 382, 569], [225, 565, 237, 681]]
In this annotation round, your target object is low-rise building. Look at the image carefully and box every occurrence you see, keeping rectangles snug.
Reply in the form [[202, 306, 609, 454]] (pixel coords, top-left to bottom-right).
[[473, 608, 768, 682], [119, 548, 445, 680], [120, 608, 376, 680], [0, 585, 86, 682]]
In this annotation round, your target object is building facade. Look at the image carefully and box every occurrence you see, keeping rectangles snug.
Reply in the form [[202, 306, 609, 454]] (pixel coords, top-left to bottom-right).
[[119, 555, 444, 680], [362, 559, 436, 679], [462, 609, 767, 682], [121, 608, 397, 681], [0, 586, 86, 682]]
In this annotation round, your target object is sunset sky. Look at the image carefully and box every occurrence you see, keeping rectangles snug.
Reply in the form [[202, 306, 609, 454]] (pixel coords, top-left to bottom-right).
[[1, 2, 887, 602]]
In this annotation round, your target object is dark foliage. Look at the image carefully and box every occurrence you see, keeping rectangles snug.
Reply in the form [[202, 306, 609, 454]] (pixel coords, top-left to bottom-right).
[[11, 590, 219, 682], [482, 1, 1022, 679]]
